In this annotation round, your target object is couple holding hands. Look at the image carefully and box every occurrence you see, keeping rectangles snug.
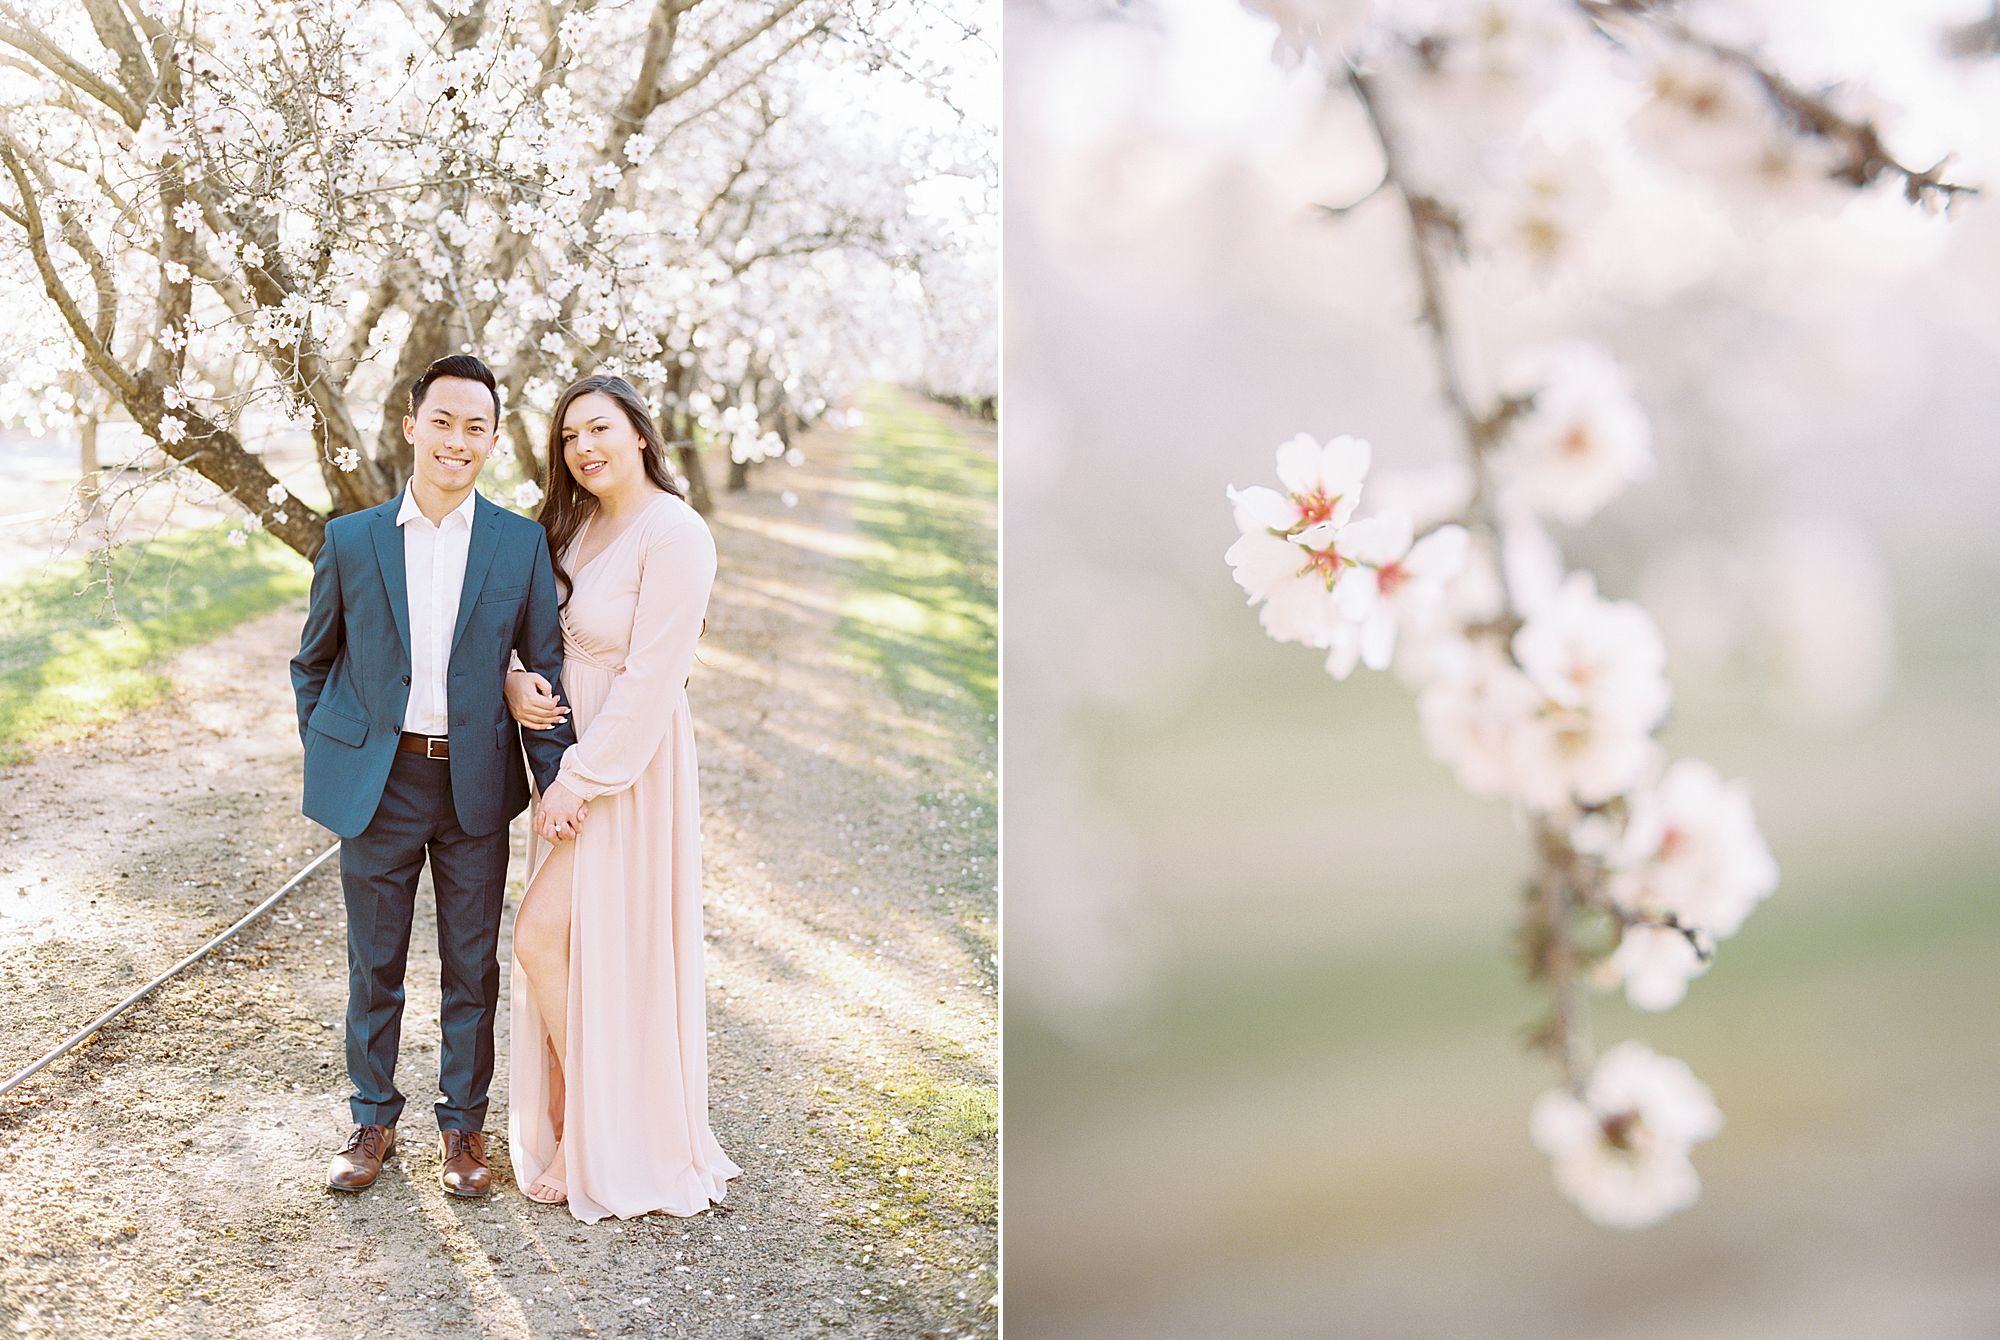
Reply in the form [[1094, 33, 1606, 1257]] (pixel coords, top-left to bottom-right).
[[289, 354, 738, 1222]]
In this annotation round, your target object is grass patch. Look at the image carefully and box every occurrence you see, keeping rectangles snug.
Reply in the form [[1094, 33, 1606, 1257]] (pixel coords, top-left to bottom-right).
[[839, 389, 999, 958], [838, 388, 998, 725], [0, 525, 309, 763], [820, 1062, 1000, 1234], [809, 392, 996, 1320]]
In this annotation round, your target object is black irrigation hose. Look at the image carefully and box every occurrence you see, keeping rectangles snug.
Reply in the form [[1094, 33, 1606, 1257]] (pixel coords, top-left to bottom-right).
[[0, 841, 342, 1100]]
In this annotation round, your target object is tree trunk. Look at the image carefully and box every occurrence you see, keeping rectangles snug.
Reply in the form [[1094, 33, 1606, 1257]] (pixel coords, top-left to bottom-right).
[[508, 414, 542, 482], [677, 438, 714, 515], [726, 454, 751, 492], [165, 416, 328, 557], [77, 414, 101, 514], [372, 298, 468, 492]]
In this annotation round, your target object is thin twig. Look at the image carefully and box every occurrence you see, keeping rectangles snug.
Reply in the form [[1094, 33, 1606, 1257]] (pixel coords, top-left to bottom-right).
[[1575, 0, 1976, 206], [1341, 58, 1589, 1092]]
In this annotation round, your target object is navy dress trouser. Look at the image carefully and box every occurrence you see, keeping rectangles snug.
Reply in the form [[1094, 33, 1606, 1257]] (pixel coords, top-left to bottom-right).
[[339, 748, 510, 1131]]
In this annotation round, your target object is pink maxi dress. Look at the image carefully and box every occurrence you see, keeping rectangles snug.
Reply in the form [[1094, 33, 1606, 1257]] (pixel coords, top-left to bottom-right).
[[508, 491, 741, 1222]]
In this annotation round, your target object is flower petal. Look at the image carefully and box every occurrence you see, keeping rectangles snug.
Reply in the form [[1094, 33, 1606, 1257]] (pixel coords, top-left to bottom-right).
[[1226, 484, 1296, 534], [1333, 515, 1399, 565], [1406, 523, 1470, 578], [1273, 433, 1326, 496]]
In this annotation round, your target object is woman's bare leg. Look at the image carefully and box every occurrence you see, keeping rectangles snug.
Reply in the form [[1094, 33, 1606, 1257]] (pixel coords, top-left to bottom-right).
[[515, 839, 575, 1198]]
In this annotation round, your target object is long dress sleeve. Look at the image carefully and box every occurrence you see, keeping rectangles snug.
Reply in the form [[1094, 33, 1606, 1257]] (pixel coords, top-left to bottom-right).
[[554, 507, 716, 802], [514, 530, 578, 794]]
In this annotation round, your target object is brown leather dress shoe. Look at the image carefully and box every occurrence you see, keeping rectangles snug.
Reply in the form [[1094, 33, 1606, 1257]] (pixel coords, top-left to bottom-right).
[[327, 1124, 395, 1192], [439, 1129, 492, 1198]]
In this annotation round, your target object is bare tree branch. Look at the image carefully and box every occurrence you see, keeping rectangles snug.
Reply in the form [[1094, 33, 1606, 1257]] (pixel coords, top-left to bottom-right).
[[1341, 62, 1589, 1092], [654, 0, 814, 110], [0, 7, 144, 128], [655, 12, 830, 144], [77, 0, 159, 110]]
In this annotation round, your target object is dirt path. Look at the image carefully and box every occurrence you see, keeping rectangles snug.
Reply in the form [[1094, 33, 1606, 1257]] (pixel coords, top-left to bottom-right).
[[0, 402, 997, 1339]]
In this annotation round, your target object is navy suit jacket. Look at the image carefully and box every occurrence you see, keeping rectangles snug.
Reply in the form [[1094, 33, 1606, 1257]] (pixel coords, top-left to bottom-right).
[[289, 491, 575, 839]]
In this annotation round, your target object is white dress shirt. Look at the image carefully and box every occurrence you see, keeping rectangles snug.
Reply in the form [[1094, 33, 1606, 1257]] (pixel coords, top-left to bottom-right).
[[397, 486, 477, 735]]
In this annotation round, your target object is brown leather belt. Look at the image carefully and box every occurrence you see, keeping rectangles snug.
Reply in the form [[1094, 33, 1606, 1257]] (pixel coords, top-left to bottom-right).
[[398, 732, 450, 759]]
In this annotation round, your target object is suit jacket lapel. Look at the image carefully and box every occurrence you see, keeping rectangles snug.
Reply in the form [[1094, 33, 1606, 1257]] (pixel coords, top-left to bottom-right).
[[450, 494, 502, 656], [369, 502, 412, 657]]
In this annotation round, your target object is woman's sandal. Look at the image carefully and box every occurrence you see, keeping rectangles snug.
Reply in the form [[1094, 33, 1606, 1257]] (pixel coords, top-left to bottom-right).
[[524, 1172, 567, 1206]]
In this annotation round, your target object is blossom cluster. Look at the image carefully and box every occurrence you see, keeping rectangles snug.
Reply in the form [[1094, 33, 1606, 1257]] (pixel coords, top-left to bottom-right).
[[1224, 340, 1778, 1229], [1530, 1040, 1722, 1229]]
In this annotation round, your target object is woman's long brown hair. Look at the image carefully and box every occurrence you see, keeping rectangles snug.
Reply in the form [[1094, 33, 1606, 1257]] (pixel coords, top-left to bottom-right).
[[534, 375, 685, 607]]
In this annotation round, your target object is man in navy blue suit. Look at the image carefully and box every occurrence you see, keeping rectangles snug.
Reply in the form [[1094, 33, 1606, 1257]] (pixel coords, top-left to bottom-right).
[[290, 354, 575, 1198]]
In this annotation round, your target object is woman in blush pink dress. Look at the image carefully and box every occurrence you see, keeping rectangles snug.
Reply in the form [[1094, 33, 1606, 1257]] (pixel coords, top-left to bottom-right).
[[502, 374, 740, 1220]]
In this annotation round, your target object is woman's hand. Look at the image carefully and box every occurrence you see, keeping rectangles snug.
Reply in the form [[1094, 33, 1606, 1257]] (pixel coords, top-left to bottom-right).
[[506, 669, 570, 730], [535, 780, 587, 843]]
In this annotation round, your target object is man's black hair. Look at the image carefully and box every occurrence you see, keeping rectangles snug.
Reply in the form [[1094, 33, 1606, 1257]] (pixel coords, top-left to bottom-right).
[[410, 354, 500, 424]]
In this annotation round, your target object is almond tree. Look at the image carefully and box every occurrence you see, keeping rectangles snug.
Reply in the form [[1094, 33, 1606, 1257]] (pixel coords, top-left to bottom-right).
[[0, 0, 993, 557]]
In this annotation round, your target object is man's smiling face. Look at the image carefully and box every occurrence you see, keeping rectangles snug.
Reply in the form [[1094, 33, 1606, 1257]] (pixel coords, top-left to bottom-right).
[[404, 375, 497, 497]]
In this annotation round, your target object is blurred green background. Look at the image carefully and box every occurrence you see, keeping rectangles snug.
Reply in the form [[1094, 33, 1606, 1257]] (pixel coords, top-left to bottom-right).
[[1006, 575, 1998, 1337]]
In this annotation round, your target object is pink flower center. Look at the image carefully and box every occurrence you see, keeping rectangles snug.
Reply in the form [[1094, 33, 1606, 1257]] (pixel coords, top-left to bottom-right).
[[1298, 544, 1345, 587], [1657, 826, 1685, 860], [1377, 561, 1408, 596], [1292, 488, 1341, 528], [1559, 424, 1594, 457]]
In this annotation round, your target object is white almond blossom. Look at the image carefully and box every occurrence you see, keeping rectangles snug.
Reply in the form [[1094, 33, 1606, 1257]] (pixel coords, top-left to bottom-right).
[[1223, 525, 1361, 648], [1415, 637, 1546, 801], [1226, 433, 1370, 539], [1604, 923, 1709, 1012], [1370, 0, 1591, 192], [1530, 1041, 1722, 1229], [1226, 434, 1383, 648], [1475, 138, 1610, 271], [1512, 572, 1669, 731], [1466, 572, 1673, 808], [1323, 515, 1470, 678], [133, 115, 176, 165], [1509, 700, 1663, 812], [1493, 342, 1653, 525], [1621, 34, 1846, 209], [1608, 758, 1779, 940]]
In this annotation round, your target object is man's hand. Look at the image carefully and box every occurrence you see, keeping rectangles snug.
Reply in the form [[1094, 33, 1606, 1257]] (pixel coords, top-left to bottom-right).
[[535, 780, 587, 843], [506, 669, 570, 731]]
